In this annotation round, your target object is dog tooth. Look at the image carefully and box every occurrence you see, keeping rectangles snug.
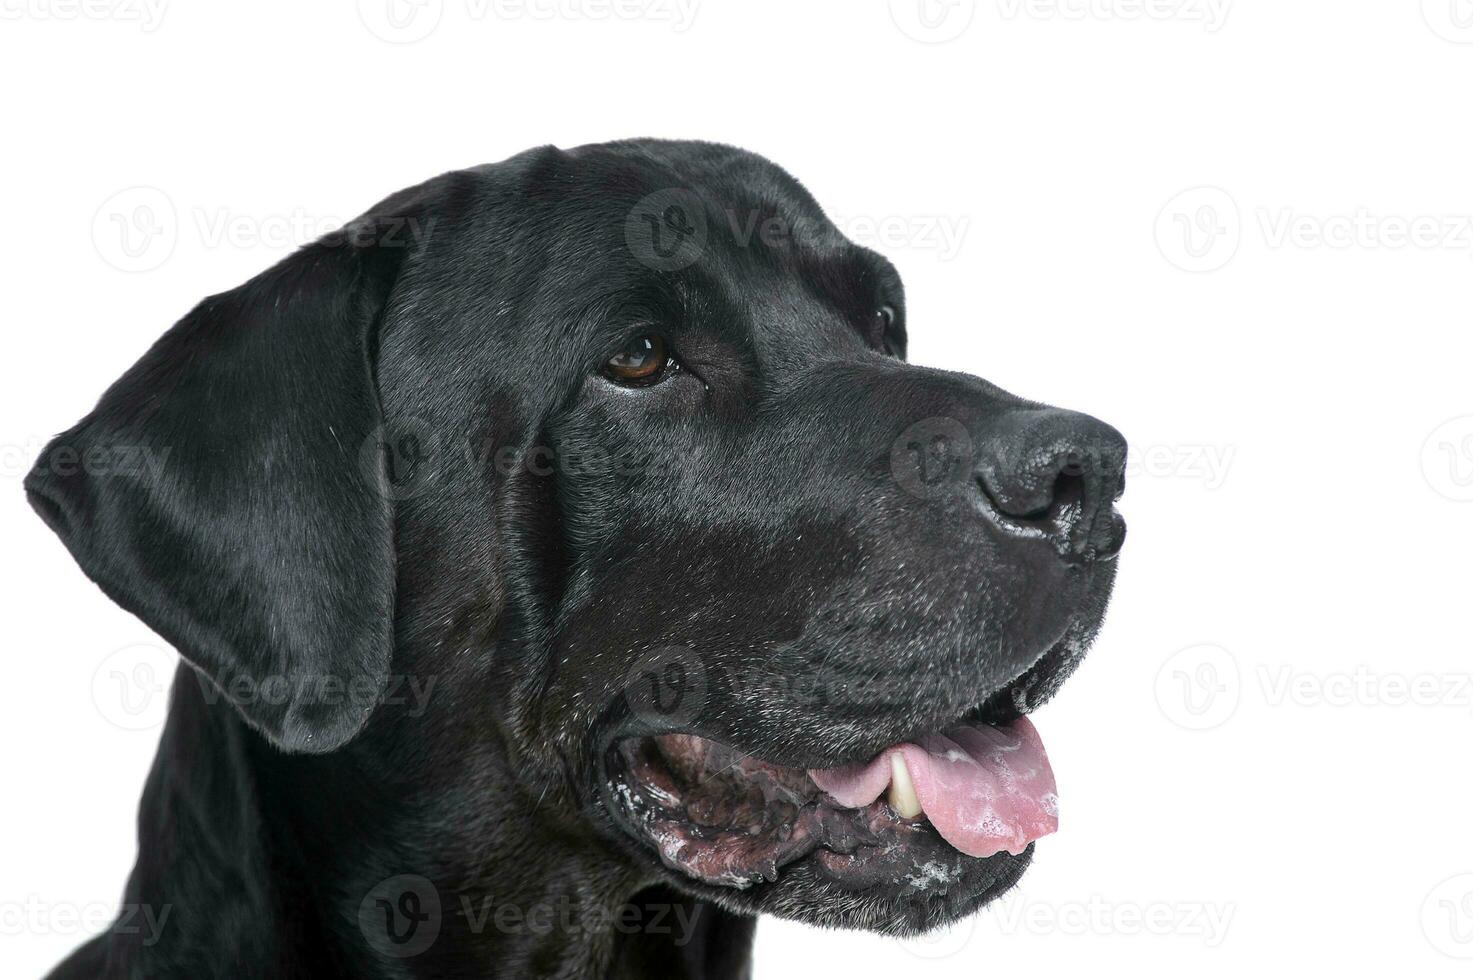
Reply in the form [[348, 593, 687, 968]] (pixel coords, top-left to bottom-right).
[[886, 754, 923, 819]]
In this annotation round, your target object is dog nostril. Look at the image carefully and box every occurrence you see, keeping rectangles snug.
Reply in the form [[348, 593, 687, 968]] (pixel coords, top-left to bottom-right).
[[1044, 467, 1088, 527], [974, 410, 1126, 560], [993, 460, 1089, 531]]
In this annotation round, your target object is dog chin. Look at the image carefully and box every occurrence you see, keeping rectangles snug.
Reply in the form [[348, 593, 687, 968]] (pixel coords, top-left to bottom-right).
[[730, 844, 1033, 936]]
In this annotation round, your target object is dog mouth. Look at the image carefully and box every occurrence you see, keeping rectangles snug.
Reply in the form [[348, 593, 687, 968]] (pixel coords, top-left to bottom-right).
[[605, 713, 1057, 891]]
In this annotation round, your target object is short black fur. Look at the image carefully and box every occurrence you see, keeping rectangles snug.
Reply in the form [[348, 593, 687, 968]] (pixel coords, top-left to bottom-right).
[[28, 140, 1125, 979]]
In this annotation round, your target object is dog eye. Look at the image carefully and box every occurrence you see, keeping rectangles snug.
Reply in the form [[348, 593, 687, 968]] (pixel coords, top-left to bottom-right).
[[871, 305, 901, 354], [604, 334, 675, 386]]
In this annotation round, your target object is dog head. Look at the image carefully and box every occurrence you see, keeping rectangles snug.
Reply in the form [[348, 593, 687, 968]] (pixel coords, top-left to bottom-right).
[[29, 140, 1124, 938]]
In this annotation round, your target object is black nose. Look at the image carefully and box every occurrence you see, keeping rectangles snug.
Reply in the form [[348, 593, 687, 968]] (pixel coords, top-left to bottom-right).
[[975, 408, 1127, 560]]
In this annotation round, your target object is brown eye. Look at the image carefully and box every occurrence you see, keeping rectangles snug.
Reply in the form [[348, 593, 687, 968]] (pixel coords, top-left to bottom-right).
[[604, 334, 672, 386]]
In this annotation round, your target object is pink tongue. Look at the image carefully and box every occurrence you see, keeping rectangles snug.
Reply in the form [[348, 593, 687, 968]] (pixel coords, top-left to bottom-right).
[[807, 717, 1058, 858]]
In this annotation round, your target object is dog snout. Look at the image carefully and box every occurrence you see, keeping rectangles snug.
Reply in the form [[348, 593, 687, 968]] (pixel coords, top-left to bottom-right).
[[975, 408, 1127, 560]]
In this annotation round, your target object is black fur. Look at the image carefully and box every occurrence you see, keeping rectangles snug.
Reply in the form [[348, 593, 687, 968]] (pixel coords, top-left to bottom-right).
[[28, 140, 1125, 979]]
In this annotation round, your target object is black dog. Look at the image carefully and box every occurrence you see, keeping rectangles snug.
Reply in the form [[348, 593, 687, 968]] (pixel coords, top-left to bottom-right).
[[28, 140, 1125, 979]]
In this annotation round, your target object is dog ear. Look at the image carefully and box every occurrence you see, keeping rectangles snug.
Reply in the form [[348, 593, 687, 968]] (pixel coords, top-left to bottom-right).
[[25, 214, 420, 753]]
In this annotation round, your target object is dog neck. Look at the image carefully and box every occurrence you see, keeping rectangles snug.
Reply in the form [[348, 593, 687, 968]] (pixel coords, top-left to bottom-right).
[[61, 666, 756, 980]]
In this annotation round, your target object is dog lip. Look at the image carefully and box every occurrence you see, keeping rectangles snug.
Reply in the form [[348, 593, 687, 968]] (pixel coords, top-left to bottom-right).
[[599, 712, 1056, 890], [595, 620, 1095, 888], [804, 632, 1078, 772]]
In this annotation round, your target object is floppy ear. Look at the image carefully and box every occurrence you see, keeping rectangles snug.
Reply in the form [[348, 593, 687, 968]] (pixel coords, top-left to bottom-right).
[[25, 216, 415, 753]]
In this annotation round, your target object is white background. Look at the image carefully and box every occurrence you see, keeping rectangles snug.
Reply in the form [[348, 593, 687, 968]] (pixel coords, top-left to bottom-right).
[[3, 1, 1473, 976]]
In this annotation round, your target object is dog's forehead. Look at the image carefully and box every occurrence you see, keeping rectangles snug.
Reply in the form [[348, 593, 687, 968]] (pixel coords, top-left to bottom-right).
[[374, 140, 901, 427], [412, 141, 886, 347]]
